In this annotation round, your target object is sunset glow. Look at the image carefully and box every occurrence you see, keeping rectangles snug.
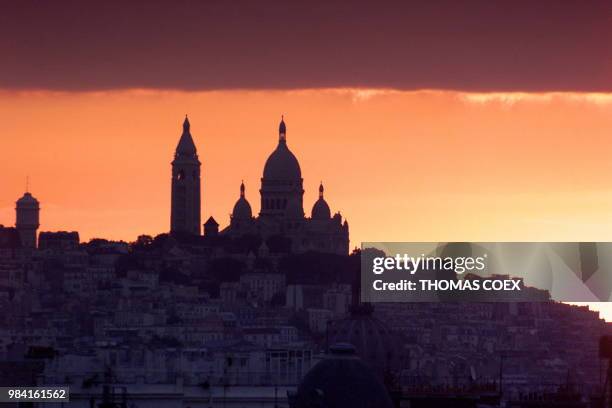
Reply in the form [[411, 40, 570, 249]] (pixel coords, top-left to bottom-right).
[[4, 2, 612, 401], [3, 89, 612, 244]]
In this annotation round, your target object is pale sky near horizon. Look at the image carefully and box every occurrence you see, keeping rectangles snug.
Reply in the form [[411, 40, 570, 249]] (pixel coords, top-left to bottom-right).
[[2, 88, 612, 319]]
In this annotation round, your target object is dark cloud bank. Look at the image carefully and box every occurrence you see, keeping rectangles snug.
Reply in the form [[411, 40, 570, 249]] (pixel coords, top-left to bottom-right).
[[2, 0, 612, 92]]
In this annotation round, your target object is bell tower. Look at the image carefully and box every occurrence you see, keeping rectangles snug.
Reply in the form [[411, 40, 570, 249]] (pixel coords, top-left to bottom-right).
[[171, 116, 201, 235]]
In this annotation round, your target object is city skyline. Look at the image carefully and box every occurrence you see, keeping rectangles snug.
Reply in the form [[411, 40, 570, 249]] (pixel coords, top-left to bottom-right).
[[2, 89, 612, 247], [2, 3, 612, 406], [4, 89, 612, 321]]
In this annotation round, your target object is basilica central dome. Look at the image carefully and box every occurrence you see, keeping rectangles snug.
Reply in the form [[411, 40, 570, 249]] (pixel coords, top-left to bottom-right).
[[262, 117, 302, 181], [259, 116, 305, 219]]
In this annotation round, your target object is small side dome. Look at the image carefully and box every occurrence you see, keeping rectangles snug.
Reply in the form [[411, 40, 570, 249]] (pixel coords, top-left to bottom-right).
[[311, 182, 331, 220], [232, 181, 252, 220], [312, 199, 331, 219]]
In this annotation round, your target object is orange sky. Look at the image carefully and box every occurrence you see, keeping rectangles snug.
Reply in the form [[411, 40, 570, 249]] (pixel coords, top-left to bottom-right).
[[2, 88, 612, 317], [2, 89, 612, 245]]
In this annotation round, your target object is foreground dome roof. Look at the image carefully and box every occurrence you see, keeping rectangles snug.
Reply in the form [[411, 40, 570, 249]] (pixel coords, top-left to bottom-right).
[[263, 117, 302, 181], [293, 343, 393, 408], [328, 305, 400, 373], [312, 182, 331, 219], [232, 182, 252, 220]]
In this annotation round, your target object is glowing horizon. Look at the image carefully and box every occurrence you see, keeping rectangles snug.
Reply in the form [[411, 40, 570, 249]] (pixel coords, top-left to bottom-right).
[[3, 87, 612, 318], [3, 87, 612, 242]]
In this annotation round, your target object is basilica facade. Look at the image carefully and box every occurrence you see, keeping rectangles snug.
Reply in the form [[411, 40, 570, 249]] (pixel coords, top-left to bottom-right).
[[170, 116, 349, 255]]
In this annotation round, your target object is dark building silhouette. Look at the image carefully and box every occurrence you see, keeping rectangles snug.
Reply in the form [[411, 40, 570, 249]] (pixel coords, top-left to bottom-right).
[[204, 216, 219, 237], [38, 231, 80, 250], [223, 118, 350, 254], [166, 115, 349, 254], [0, 225, 22, 250], [15, 191, 39, 248], [170, 116, 201, 236]]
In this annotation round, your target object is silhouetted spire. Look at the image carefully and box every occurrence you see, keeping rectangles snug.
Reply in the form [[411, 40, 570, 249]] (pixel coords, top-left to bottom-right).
[[319, 181, 324, 199], [175, 115, 197, 156], [240, 180, 245, 198], [279, 115, 286, 143]]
